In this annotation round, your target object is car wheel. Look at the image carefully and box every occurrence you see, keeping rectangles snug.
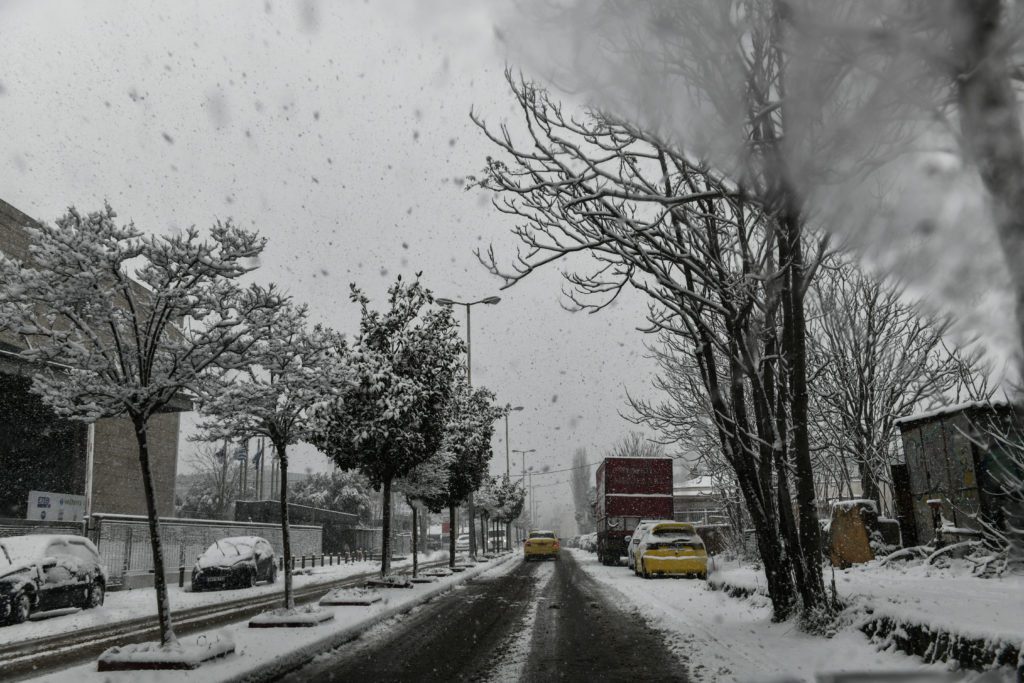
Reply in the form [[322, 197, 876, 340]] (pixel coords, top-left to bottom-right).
[[9, 592, 31, 624], [87, 580, 105, 608], [246, 568, 257, 589], [268, 565, 277, 584]]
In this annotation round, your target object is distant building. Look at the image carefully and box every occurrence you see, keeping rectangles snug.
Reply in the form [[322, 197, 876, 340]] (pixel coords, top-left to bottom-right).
[[673, 475, 727, 524], [0, 198, 186, 521]]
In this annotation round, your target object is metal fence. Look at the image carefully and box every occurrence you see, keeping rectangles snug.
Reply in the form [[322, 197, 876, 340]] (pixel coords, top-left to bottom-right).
[[88, 513, 322, 588], [0, 518, 85, 538]]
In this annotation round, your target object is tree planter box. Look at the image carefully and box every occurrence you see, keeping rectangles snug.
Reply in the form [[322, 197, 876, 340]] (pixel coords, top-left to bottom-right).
[[319, 587, 383, 606], [365, 575, 413, 589], [97, 634, 235, 671], [249, 606, 335, 628], [421, 567, 454, 577]]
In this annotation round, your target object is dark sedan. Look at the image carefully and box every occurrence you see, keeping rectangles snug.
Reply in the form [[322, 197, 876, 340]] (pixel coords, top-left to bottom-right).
[[191, 536, 277, 591], [0, 535, 107, 624]]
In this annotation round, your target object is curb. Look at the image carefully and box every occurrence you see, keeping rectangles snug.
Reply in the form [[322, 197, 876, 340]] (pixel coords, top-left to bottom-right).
[[223, 552, 518, 683]]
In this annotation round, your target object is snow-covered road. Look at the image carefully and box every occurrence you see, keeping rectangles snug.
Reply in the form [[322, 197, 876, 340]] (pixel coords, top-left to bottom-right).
[[568, 549, 944, 683]]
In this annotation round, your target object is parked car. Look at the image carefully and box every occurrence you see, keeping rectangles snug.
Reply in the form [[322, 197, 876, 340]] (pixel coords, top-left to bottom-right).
[[0, 534, 107, 625], [191, 536, 276, 591], [523, 530, 560, 561], [634, 522, 708, 579], [625, 519, 676, 571]]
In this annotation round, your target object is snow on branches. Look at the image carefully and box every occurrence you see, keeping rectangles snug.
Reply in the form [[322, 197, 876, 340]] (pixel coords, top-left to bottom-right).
[[309, 275, 465, 575]]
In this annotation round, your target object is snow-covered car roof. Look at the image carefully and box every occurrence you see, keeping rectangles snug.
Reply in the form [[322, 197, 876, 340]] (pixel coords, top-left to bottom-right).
[[199, 536, 268, 559], [0, 534, 85, 564]]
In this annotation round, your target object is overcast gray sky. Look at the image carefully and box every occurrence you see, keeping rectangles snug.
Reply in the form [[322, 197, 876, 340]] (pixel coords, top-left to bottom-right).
[[0, 0, 672, 526]]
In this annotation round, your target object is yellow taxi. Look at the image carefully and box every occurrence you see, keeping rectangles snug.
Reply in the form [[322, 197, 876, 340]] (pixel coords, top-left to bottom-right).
[[634, 521, 707, 579], [523, 530, 560, 561]]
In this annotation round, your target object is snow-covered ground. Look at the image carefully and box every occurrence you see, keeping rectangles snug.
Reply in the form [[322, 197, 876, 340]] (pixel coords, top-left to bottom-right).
[[27, 553, 518, 683], [712, 556, 1024, 645], [569, 549, 946, 683], [0, 551, 450, 647]]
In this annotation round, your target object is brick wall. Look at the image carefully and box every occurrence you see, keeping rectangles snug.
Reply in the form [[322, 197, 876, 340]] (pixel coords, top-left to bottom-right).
[[91, 412, 181, 517]]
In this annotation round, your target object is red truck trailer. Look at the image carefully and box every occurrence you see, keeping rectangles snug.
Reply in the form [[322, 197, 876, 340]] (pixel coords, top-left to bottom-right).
[[595, 457, 674, 565]]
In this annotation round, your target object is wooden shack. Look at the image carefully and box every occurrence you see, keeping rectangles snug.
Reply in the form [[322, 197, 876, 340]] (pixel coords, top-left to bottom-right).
[[894, 401, 1022, 546]]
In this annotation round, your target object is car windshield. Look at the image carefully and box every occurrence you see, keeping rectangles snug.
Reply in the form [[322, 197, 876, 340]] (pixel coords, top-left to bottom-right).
[[0, 536, 58, 566], [652, 528, 696, 540]]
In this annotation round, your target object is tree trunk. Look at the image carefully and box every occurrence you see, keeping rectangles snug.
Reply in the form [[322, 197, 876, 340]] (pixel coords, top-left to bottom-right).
[[380, 477, 392, 576], [276, 441, 294, 609], [448, 505, 457, 568], [411, 502, 418, 578], [134, 416, 176, 646], [479, 512, 487, 554], [506, 521, 512, 554], [779, 206, 828, 617], [467, 492, 478, 559]]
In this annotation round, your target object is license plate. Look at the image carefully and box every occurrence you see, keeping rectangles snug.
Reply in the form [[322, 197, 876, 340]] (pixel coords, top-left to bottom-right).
[[206, 576, 225, 583]]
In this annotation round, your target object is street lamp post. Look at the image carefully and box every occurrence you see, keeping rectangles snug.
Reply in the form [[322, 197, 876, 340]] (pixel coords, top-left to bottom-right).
[[512, 448, 536, 540], [504, 405, 524, 478], [435, 294, 500, 560]]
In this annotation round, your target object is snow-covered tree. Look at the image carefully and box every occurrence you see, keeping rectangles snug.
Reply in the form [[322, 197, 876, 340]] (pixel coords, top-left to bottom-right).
[[475, 476, 499, 553], [419, 377, 504, 567], [492, 474, 526, 547], [196, 296, 346, 609], [310, 276, 464, 576], [177, 443, 246, 520], [807, 260, 993, 509], [0, 204, 273, 646], [396, 449, 453, 576], [289, 470, 373, 521]]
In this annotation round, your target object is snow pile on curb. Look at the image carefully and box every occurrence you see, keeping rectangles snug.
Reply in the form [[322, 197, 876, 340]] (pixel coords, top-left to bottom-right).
[[707, 557, 1024, 675]]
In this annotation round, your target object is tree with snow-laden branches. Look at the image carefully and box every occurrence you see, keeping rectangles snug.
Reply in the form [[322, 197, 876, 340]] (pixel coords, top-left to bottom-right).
[[309, 275, 464, 576], [289, 470, 373, 521], [492, 474, 526, 547], [0, 204, 276, 647], [196, 296, 347, 608], [422, 376, 505, 567], [395, 449, 453, 576]]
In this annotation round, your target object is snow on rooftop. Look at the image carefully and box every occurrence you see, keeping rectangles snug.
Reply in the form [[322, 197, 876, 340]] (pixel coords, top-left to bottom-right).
[[893, 400, 1011, 427], [673, 475, 717, 497]]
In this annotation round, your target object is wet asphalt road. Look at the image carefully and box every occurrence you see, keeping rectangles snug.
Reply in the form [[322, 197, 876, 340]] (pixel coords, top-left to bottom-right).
[[281, 551, 685, 683]]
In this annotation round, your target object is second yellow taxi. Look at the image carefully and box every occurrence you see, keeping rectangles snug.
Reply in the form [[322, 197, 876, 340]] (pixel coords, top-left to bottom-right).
[[633, 521, 707, 579]]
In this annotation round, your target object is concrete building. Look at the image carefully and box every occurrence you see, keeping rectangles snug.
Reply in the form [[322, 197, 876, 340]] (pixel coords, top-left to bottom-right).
[[0, 198, 185, 522]]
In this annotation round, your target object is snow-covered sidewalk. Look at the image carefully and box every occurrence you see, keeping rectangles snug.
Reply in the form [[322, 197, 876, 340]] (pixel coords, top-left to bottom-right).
[[711, 557, 1024, 646], [28, 553, 518, 682], [568, 549, 941, 683], [0, 551, 449, 647]]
